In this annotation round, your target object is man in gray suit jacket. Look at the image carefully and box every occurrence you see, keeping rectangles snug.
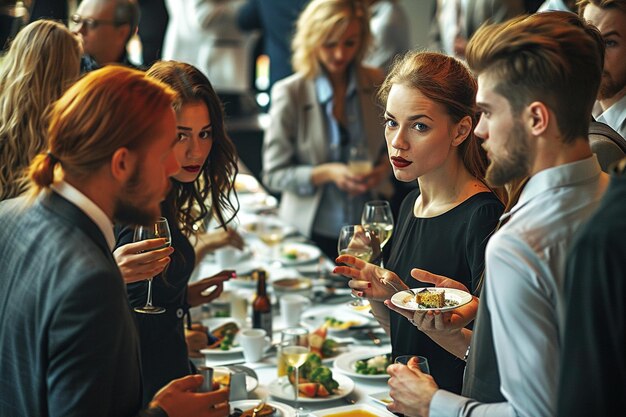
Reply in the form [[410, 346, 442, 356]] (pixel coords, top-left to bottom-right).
[[0, 66, 229, 417]]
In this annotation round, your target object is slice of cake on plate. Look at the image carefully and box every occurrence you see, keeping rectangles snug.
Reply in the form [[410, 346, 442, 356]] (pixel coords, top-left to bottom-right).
[[415, 288, 445, 308]]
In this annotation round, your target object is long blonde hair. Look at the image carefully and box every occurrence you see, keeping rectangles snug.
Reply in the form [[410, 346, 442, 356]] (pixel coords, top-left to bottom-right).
[[291, 0, 371, 79], [0, 19, 81, 200]]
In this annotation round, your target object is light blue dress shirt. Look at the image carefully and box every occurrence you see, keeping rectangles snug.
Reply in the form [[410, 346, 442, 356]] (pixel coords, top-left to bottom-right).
[[312, 67, 369, 237], [430, 156, 608, 417]]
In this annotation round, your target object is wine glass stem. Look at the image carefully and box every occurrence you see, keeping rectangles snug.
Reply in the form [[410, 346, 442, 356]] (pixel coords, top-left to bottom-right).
[[295, 365, 300, 416], [145, 278, 154, 308]]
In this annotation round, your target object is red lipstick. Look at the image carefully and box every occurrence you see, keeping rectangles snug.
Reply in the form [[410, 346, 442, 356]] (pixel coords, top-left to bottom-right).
[[182, 165, 201, 173], [390, 156, 412, 168]]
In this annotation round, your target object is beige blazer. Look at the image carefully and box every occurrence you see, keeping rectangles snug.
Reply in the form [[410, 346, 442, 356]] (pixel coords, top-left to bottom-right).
[[262, 66, 386, 237]]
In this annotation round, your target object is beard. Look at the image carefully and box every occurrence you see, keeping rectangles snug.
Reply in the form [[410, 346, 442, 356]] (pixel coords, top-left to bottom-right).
[[598, 71, 626, 100], [113, 164, 166, 226], [484, 119, 532, 188]]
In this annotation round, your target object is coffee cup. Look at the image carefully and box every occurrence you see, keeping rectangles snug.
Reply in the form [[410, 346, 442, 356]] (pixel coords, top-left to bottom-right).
[[215, 246, 238, 268], [238, 328, 271, 363], [279, 294, 311, 327]]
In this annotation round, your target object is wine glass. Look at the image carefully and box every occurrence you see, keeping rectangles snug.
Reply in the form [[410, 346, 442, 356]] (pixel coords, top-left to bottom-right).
[[281, 327, 310, 416], [257, 219, 285, 261], [361, 200, 394, 267], [337, 225, 375, 262], [337, 225, 378, 306], [133, 217, 170, 314]]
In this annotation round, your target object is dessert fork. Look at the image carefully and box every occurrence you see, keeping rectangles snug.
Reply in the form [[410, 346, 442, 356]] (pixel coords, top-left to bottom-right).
[[381, 278, 416, 296]]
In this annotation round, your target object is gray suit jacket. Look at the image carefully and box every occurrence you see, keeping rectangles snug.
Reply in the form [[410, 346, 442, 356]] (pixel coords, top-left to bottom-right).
[[262, 66, 386, 236], [0, 191, 150, 417]]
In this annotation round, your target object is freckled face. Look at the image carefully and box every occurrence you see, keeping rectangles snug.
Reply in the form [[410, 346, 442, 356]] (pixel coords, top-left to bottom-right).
[[172, 102, 213, 183], [384, 84, 458, 182]]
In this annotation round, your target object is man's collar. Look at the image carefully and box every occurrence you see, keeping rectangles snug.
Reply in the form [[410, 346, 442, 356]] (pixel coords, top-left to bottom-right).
[[50, 181, 115, 251], [505, 155, 602, 219]]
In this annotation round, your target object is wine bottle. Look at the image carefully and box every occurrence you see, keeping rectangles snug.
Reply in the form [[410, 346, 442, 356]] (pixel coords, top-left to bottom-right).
[[252, 269, 272, 336]]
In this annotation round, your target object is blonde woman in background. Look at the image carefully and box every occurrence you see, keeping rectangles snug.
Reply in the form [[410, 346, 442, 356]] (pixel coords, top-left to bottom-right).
[[0, 19, 81, 201], [262, 0, 391, 258]]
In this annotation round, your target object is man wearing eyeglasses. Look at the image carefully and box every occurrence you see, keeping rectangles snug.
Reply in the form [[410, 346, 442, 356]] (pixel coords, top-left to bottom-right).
[[71, 0, 141, 68]]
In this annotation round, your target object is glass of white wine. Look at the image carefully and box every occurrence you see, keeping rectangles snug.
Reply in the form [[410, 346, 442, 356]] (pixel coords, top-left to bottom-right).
[[281, 327, 310, 416], [337, 225, 377, 307], [361, 200, 394, 267], [257, 219, 285, 260], [133, 217, 170, 314], [337, 225, 375, 262]]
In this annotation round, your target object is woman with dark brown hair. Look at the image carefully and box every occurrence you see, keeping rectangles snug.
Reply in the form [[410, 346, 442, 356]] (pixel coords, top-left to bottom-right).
[[335, 51, 504, 394], [113, 60, 242, 403]]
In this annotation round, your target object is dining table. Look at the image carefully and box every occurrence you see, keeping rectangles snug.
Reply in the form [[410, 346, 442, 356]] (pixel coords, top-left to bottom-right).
[[188, 174, 398, 417]]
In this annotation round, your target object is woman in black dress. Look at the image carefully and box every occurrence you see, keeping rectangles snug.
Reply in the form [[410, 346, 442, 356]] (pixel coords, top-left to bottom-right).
[[113, 61, 242, 404], [334, 51, 504, 393]]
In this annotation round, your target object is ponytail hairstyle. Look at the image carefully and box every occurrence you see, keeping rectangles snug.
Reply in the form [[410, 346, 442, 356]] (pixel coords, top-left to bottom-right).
[[28, 66, 177, 195]]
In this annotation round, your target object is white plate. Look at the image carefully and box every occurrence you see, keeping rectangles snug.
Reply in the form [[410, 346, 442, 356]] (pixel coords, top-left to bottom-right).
[[213, 367, 258, 393], [302, 311, 369, 333], [345, 299, 372, 317], [199, 318, 243, 356], [267, 373, 355, 403], [230, 399, 295, 417], [238, 193, 278, 213], [240, 216, 297, 237], [311, 403, 396, 416], [369, 390, 393, 407], [390, 287, 473, 312], [276, 242, 321, 266], [333, 349, 391, 380], [234, 174, 263, 194]]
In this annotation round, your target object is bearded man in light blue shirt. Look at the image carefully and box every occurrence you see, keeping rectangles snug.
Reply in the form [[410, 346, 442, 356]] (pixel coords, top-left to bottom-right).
[[385, 11, 610, 417]]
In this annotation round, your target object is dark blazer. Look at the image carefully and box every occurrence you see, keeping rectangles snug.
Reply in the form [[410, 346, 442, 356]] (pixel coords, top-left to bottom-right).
[[237, 0, 309, 87], [0, 191, 149, 417]]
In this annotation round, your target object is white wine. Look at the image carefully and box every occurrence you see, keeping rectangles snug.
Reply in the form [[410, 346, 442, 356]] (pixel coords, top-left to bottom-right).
[[259, 232, 283, 246], [348, 160, 373, 175], [340, 248, 373, 262], [282, 346, 309, 368], [365, 222, 393, 248]]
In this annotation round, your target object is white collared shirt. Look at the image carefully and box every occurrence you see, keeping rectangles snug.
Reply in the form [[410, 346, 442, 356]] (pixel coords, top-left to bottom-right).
[[430, 156, 608, 417], [51, 181, 116, 251], [596, 95, 626, 140]]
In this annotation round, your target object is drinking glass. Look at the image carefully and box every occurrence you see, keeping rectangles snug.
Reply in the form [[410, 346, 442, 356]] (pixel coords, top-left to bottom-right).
[[348, 144, 373, 176], [337, 225, 375, 262], [281, 327, 310, 416], [394, 355, 430, 374], [361, 200, 394, 267], [337, 225, 377, 306], [133, 217, 170, 314], [257, 219, 285, 260]]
